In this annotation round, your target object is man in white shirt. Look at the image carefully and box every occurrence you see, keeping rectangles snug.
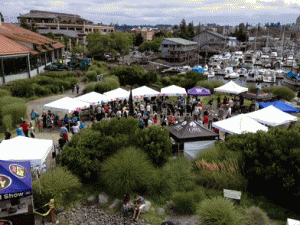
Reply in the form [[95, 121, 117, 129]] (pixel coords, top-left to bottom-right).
[[228, 107, 232, 117], [140, 103, 145, 114], [72, 124, 80, 134], [146, 104, 151, 113], [116, 109, 122, 120]]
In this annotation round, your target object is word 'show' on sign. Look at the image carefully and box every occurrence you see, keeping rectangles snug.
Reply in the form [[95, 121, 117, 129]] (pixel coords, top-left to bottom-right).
[[223, 189, 241, 205]]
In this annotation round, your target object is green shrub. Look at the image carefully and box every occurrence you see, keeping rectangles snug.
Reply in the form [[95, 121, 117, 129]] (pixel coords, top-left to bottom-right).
[[243, 206, 271, 225], [199, 196, 244, 225], [96, 61, 108, 68], [82, 82, 96, 94], [172, 191, 204, 215], [89, 65, 98, 71], [0, 89, 11, 97], [64, 77, 79, 87], [85, 70, 97, 82], [2, 115, 12, 130], [100, 146, 155, 197], [161, 77, 172, 86], [262, 87, 273, 93], [94, 78, 120, 94], [9, 83, 35, 98], [271, 86, 295, 101], [32, 166, 82, 209], [1, 103, 27, 126], [148, 157, 195, 204], [247, 85, 256, 93], [33, 85, 52, 96], [134, 125, 172, 167]]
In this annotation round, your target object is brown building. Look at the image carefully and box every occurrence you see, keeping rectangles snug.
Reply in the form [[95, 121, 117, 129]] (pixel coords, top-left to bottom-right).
[[0, 21, 64, 85], [18, 10, 115, 47]]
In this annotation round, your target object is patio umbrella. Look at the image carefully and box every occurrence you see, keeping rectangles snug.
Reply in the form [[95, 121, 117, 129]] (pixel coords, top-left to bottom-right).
[[187, 86, 211, 96]]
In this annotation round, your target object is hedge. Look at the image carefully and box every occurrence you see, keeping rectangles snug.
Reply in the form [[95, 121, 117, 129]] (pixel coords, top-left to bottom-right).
[[85, 70, 97, 82], [271, 86, 295, 101]]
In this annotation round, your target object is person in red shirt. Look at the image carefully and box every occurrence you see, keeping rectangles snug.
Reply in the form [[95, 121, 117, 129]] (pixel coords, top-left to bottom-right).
[[153, 113, 158, 125], [203, 111, 210, 129], [105, 105, 109, 113], [20, 120, 29, 137], [168, 115, 176, 125]]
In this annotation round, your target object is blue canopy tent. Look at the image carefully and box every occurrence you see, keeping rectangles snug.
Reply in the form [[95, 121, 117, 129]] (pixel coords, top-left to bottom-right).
[[0, 160, 34, 224], [258, 101, 300, 113], [188, 86, 211, 96], [285, 70, 300, 81]]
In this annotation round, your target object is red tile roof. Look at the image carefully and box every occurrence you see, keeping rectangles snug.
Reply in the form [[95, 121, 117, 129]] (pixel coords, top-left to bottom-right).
[[0, 23, 65, 50], [0, 35, 36, 56], [52, 42, 65, 48]]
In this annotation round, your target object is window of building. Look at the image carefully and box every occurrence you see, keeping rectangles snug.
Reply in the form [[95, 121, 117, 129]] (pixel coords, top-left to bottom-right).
[[163, 44, 168, 48], [3, 57, 28, 76]]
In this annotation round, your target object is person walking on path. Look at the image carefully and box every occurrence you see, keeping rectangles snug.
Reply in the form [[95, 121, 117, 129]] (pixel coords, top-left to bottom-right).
[[20, 120, 29, 137], [76, 84, 79, 95], [29, 121, 35, 138], [16, 125, 23, 136], [5, 129, 11, 140], [42, 111, 47, 130], [30, 109, 37, 122]]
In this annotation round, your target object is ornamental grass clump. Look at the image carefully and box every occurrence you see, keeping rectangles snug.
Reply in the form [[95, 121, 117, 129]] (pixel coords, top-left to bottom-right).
[[243, 206, 271, 225], [198, 196, 244, 225], [195, 159, 247, 191]]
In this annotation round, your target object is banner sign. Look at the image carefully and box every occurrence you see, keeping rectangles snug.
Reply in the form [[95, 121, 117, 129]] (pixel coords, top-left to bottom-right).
[[0, 160, 32, 201]]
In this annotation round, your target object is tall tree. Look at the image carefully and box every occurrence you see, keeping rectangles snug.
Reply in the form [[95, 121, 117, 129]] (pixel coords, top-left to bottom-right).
[[0, 12, 4, 22], [187, 21, 195, 39], [135, 32, 144, 46], [179, 19, 187, 39], [47, 32, 56, 40]]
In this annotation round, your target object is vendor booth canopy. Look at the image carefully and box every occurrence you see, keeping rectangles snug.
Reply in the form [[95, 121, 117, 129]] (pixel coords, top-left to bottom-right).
[[192, 66, 204, 73], [75, 91, 109, 105], [241, 88, 276, 101], [0, 160, 32, 201], [258, 100, 300, 113], [160, 85, 187, 97], [103, 88, 130, 101], [43, 97, 90, 114], [131, 86, 160, 99], [0, 137, 54, 170], [214, 81, 248, 94], [168, 119, 219, 161], [212, 114, 268, 135], [188, 86, 211, 96], [246, 105, 298, 126]]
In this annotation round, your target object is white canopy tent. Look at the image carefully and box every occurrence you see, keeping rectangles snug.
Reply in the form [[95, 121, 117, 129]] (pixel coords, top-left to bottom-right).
[[212, 114, 268, 134], [76, 91, 109, 105], [44, 97, 90, 114], [103, 88, 130, 101], [160, 85, 187, 96], [0, 136, 54, 172], [132, 86, 160, 99], [245, 105, 298, 126], [214, 81, 248, 94]]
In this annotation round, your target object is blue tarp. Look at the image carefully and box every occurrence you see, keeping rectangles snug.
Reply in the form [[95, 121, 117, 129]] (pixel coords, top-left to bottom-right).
[[258, 101, 300, 113], [192, 67, 204, 73], [0, 160, 32, 201]]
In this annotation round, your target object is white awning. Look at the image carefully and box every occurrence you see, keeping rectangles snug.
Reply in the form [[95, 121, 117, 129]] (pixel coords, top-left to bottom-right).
[[160, 85, 187, 96], [103, 88, 130, 101], [214, 81, 248, 94], [76, 91, 109, 105], [245, 105, 298, 126], [132, 86, 160, 98], [43, 97, 90, 114], [212, 114, 268, 134]]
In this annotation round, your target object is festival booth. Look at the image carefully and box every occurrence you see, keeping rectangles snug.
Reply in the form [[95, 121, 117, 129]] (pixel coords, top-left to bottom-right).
[[188, 86, 211, 96], [168, 118, 219, 161], [246, 105, 298, 127], [75, 91, 110, 105], [258, 101, 300, 113], [131, 86, 160, 99], [212, 114, 268, 138], [44, 97, 90, 114], [214, 81, 248, 94], [103, 88, 130, 102], [160, 85, 187, 97], [0, 137, 55, 178], [0, 160, 34, 225]]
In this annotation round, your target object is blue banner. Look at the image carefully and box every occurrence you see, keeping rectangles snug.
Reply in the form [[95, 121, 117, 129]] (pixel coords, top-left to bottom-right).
[[0, 160, 32, 201]]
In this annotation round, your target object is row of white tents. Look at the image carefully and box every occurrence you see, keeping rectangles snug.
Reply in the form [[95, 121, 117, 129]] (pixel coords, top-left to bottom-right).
[[43, 85, 188, 114]]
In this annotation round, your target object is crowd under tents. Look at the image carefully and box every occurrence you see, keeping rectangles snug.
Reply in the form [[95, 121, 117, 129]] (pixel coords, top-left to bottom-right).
[[188, 86, 211, 96], [103, 88, 130, 101], [131, 86, 160, 99], [0, 160, 35, 224], [0, 137, 55, 176], [212, 114, 269, 135], [258, 100, 300, 113], [43, 97, 90, 114], [75, 91, 110, 105], [160, 85, 187, 96], [214, 81, 248, 94], [245, 105, 298, 127], [168, 118, 219, 161], [241, 88, 277, 101]]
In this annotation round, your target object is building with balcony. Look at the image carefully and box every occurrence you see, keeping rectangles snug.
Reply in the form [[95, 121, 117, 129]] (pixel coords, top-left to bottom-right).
[[0, 21, 64, 85], [193, 30, 237, 54], [131, 27, 156, 41], [159, 38, 198, 62], [17, 10, 115, 47]]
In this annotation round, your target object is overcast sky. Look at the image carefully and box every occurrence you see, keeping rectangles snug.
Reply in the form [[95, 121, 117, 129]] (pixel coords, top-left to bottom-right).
[[1, 0, 300, 26]]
